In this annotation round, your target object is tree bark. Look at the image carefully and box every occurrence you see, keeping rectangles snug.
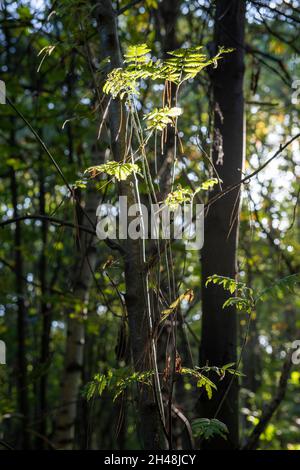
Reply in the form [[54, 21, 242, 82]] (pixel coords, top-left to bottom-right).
[[94, 0, 161, 449], [10, 167, 29, 449], [37, 153, 51, 448], [53, 151, 100, 449], [4, 4, 29, 448], [198, 0, 245, 449]]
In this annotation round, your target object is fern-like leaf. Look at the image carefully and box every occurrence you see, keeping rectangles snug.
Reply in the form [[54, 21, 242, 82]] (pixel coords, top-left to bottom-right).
[[144, 106, 183, 132], [85, 161, 140, 181], [124, 44, 151, 65], [257, 273, 300, 301], [192, 418, 229, 440]]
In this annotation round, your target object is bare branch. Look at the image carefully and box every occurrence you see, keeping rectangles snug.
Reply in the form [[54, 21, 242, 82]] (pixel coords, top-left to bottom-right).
[[0, 214, 124, 253], [207, 132, 300, 210]]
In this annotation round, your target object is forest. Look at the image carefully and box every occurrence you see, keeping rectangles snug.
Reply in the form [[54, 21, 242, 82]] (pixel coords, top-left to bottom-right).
[[0, 0, 299, 453]]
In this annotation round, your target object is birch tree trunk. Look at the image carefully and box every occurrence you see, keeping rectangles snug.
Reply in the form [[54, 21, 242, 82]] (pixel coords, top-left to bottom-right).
[[54, 150, 100, 449], [199, 0, 245, 449]]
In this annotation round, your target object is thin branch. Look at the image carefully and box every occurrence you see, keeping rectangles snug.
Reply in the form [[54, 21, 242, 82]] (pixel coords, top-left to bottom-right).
[[242, 349, 294, 450], [0, 214, 124, 253], [207, 132, 300, 210], [0, 440, 15, 450], [0, 214, 95, 234], [171, 404, 195, 449], [146, 133, 300, 272], [248, 191, 298, 275], [246, 45, 291, 85], [118, 0, 144, 15], [249, 1, 300, 24], [4, 96, 99, 233], [5, 96, 73, 195]]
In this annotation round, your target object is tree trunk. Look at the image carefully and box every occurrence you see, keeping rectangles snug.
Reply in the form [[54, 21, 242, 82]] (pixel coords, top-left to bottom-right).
[[10, 167, 29, 449], [53, 151, 100, 449], [199, 0, 245, 449], [37, 154, 51, 448], [94, 0, 161, 449], [5, 5, 29, 448]]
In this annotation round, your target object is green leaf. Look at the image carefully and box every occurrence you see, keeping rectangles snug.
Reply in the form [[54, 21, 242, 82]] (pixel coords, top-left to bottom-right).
[[84, 369, 153, 402], [196, 375, 217, 399], [103, 44, 232, 98], [180, 368, 217, 399], [85, 161, 141, 181], [192, 418, 229, 440], [164, 45, 233, 82], [144, 106, 183, 132], [200, 178, 219, 190], [257, 273, 300, 302], [85, 372, 109, 401], [103, 68, 139, 99], [205, 275, 254, 314], [74, 179, 87, 189], [124, 44, 151, 65], [165, 185, 193, 210], [161, 289, 194, 321]]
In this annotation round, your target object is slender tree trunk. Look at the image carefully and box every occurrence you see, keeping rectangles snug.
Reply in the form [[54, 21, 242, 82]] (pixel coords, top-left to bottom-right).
[[198, 0, 245, 449], [37, 157, 51, 448], [53, 149, 100, 449], [4, 4, 29, 449], [10, 167, 29, 449], [94, 0, 161, 449], [155, 0, 195, 449]]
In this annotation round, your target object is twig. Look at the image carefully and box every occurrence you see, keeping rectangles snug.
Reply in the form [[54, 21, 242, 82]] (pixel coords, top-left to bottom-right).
[[5, 96, 73, 195], [118, 0, 144, 15], [242, 349, 294, 450], [207, 133, 300, 210], [0, 214, 124, 253], [171, 404, 195, 449]]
